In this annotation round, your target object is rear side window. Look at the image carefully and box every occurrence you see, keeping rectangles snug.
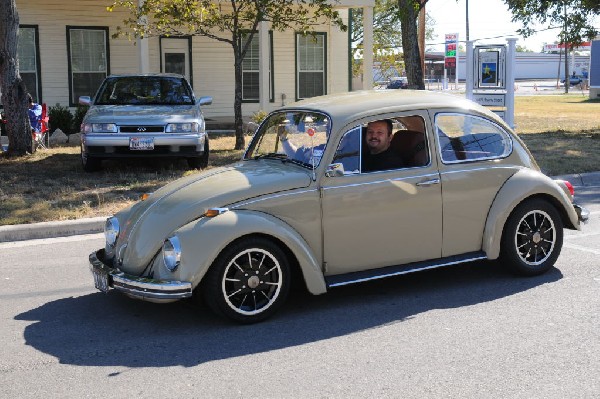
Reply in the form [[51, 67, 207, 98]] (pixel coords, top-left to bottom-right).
[[435, 113, 512, 163]]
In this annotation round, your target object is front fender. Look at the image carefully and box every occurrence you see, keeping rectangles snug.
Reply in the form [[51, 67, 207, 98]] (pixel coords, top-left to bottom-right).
[[482, 168, 580, 259], [158, 210, 326, 295]]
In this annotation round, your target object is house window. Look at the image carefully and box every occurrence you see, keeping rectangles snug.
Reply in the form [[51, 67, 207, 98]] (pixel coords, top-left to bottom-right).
[[241, 32, 273, 102], [296, 33, 326, 100], [67, 27, 109, 105], [18, 26, 41, 102]]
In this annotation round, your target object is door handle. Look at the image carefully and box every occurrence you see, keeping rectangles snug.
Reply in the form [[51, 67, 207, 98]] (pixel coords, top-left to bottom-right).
[[416, 178, 440, 187]]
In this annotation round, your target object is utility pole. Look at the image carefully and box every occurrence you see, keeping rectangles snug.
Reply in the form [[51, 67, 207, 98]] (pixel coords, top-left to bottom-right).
[[466, 0, 470, 41], [563, 1, 569, 93]]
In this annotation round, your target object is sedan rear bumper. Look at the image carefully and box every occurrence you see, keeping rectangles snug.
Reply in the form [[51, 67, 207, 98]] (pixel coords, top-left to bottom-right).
[[89, 249, 192, 301]]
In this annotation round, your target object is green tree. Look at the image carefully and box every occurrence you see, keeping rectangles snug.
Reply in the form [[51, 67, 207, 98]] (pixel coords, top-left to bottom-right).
[[397, 0, 428, 90], [0, 0, 34, 156], [504, 0, 599, 92], [350, 0, 436, 84], [109, 0, 346, 150]]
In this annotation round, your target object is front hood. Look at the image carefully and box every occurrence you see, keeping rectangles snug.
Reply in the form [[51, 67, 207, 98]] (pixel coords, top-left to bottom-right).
[[85, 104, 199, 124], [116, 160, 312, 271]]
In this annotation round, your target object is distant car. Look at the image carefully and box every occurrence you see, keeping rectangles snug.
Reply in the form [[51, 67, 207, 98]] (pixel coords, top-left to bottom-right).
[[88, 90, 589, 323], [561, 76, 583, 86], [387, 77, 409, 89], [79, 73, 212, 172]]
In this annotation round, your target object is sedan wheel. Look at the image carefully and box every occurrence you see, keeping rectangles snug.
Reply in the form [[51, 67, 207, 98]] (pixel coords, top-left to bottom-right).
[[81, 148, 101, 172], [202, 237, 290, 323], [500, 199, 563, 276]]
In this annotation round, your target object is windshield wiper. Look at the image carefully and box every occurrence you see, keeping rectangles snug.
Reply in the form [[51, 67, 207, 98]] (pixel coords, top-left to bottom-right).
[[253, 153, 289, 161]]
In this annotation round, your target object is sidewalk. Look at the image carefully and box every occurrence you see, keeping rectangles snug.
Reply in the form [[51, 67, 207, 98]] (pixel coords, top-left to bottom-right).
[[1, 171, 599, 243]]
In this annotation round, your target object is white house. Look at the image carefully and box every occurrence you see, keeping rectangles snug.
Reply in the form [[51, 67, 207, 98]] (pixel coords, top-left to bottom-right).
[[12, 0, 375, 122]]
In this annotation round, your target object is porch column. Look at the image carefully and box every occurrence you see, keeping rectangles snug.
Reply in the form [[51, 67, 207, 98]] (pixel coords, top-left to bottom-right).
[[138, 0, 150, 73], [362, 5, 374, 90], [259, 20, 270, 110]]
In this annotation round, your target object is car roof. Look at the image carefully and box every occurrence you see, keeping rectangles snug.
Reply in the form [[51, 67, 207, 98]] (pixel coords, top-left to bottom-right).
[[286, 89, 501, 131], [105, 73, 186, 79]]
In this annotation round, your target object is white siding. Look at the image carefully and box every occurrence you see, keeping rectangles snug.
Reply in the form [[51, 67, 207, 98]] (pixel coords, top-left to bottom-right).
[[15, 1, 350, 118]]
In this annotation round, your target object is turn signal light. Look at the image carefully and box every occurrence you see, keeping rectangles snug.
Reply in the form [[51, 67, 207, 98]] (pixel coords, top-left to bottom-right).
[[205, 208, 229, 217]]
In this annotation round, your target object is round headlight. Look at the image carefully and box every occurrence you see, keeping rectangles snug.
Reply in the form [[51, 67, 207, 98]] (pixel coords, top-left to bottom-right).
[[104, 217, 120, 248], [163, 236, 181, 272]]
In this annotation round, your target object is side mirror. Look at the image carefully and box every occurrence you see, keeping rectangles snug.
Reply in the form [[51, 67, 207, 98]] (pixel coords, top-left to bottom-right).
[[326, 163, 345, 177], [197, 96, 212, 106], [79, 96, 91, 106]]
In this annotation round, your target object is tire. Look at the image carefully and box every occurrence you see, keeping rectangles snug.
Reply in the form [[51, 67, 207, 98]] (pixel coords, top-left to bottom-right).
[[81, 149, 101, 172], [202, 237, 291, 323], [187, 138, 209, 169], [500, 198, 563, 276]]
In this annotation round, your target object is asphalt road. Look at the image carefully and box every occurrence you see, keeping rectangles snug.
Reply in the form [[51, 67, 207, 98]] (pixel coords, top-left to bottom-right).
[[1, 193, 598, 398]]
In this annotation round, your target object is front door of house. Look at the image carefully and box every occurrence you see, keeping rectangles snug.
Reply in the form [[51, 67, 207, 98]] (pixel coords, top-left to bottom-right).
[[161, 38, 190, 82]]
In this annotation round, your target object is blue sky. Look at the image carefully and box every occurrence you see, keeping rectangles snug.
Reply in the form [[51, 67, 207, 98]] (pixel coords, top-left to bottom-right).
[[426, 0, 589, 52]]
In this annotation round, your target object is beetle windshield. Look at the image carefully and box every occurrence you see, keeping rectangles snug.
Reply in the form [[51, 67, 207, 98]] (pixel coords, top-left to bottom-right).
[[245, 111, 330, 168]]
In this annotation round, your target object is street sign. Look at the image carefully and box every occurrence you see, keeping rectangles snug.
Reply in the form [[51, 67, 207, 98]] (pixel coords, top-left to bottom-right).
[[472, 93, 505, 107]]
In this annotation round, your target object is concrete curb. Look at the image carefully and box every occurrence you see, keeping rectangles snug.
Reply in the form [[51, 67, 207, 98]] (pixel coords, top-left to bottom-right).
[[0, 216, 106, 243], [1, 172, 599, 244]]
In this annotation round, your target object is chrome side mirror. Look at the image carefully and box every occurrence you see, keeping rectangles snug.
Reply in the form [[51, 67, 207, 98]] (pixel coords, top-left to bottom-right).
[[79, 96, 92, 106], [326, 163, 345, 177]]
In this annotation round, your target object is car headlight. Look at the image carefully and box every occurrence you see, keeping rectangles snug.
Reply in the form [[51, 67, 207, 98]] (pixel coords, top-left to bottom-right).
[[163, 236, 182, 272], [82, 123, 117, 133], [166, 122, 199, 133], [104, 217, 120, 253]]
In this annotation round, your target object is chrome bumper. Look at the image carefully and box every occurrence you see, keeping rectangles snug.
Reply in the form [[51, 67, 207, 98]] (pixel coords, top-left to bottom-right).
[[89, 249, 192, 300], [574, 204, 590, 224]]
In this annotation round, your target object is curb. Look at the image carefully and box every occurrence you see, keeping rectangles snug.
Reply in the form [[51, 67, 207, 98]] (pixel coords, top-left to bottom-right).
[[0, 216, 106, 243], [1, 172, 599, 244]]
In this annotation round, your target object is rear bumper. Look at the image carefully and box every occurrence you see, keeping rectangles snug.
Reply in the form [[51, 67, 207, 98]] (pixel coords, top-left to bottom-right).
[[574, 203, 590, 224], [89, 249, 192, 301]]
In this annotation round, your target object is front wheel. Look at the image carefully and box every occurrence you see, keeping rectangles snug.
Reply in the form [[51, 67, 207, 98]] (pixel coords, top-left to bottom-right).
[[201, 237, 290, 323], [81, 148, 101, 172], [500, 198, 563, 276], [187, 138, 209, 169]]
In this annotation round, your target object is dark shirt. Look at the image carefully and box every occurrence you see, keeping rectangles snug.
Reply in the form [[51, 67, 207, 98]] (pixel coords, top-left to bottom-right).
[[362, 147, 404, 172]]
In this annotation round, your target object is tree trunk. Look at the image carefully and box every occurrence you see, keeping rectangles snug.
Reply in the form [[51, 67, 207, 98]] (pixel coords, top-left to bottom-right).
[[232, 44, 245, 150], [0, 0, 33, 155], [398, 0, 425, 90]]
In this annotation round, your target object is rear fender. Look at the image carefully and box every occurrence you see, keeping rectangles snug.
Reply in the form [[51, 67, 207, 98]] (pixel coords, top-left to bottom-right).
[[482, 169, 580, 259]]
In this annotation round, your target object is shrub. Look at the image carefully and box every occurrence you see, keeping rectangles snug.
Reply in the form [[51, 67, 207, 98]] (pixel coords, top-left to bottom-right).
[[48, 103, 74, 135], [72, 105, 89, 134]]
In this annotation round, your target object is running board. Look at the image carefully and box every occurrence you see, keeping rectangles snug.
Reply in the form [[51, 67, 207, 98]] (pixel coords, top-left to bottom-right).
[[325, 252, 487, 288]]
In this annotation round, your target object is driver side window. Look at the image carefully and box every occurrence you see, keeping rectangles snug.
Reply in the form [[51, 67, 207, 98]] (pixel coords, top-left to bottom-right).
[[332, 126, 361, 175]]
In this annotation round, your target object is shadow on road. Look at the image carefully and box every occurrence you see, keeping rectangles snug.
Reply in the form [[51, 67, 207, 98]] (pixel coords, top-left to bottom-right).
[[15, 261, 562, 370]]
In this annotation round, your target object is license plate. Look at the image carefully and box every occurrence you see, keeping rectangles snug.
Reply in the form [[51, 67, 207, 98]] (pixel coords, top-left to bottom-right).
[[130, 137, 154, 150], [91, 266, 110, 293]]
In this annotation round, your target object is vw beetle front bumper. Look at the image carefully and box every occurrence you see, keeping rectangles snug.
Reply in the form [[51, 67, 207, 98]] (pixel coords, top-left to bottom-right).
[[89, 249, 192, 302]]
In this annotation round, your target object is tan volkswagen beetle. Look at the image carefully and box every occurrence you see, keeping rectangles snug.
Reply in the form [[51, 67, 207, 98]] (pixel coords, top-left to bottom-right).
[[88, 90, 589, 323]]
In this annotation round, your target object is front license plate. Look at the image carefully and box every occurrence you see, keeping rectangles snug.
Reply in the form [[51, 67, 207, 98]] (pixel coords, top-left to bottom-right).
[[130, 137, 154, 150], [92, 267, 110, 293]]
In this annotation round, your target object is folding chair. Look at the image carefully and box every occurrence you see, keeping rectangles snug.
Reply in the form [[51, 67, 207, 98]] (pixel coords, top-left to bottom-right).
[[33, 103, 49, 150]]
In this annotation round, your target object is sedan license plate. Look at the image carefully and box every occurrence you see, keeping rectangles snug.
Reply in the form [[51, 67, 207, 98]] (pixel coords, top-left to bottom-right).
[[91, 266, 110, 293], [130, 137, 154, 150]]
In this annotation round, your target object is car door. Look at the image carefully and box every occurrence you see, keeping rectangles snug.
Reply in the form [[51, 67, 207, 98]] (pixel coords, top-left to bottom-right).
[[320, 112, 443, 276]]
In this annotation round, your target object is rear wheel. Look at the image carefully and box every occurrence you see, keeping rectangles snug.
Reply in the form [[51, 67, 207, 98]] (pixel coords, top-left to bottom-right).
[[202, 237, 290, 323], [500, 198, 563, 276]]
